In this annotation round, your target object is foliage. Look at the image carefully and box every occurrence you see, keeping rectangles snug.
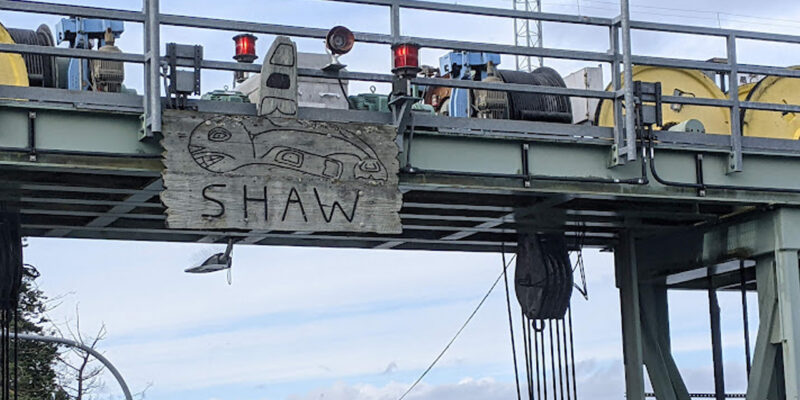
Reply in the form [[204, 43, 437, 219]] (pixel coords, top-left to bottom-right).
[[11, 271, 69, 400]]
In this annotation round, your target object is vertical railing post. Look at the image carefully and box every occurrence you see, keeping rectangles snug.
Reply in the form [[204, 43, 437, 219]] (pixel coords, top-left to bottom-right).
[[513, 1, 521, 71], [727, 34, 742, 173], [620, 0, 636, 162], [142, 0, 161, 138], [390, 1, 400, 43], [610, 24, 625, 167]]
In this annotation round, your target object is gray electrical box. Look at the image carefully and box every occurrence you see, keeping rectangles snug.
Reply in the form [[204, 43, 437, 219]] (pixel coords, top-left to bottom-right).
[[564, 66, 603, 124], [175, 71, 197, 94]]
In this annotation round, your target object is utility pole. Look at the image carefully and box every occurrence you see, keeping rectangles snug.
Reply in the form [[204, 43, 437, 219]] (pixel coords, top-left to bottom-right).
[[513, 0, 543, 71]]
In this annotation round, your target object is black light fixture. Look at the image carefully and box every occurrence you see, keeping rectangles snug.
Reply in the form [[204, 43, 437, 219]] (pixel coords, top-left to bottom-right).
[[323, 25, 354, 72], [185, 239, 234, 284]]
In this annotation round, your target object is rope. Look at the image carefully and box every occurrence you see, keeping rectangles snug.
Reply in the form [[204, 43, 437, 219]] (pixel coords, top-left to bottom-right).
[[502, 242, 523, 400], [397, 254, 516, 400]]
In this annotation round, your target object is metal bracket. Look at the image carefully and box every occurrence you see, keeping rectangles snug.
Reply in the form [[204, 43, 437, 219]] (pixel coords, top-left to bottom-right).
[[521, 143, 531, 188], [166, 43, 203, 110], [27, 111, 37, 162], [634, 81, 663, 129], [389, 94, 418, 154], [612, 81, 661, 169], [695, 154, 707, 197]]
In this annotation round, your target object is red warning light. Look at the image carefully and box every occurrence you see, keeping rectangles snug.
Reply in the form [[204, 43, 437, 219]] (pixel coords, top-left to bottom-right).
[[233, 33, 258, 63], [392, 43, 420, 75]]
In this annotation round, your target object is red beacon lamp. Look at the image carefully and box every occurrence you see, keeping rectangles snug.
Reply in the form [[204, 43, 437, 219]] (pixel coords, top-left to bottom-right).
[[232, 33, 257, 84], [233, 33, 258, 63], [391, 43, 421, 77]]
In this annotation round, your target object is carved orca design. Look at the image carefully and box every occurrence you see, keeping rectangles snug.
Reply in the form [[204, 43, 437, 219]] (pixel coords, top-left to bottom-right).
[[187, 117, 388, 183]]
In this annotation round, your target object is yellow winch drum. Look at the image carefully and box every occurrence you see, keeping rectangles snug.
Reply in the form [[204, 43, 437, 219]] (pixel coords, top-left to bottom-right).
[[595, 66, 730, 135], [0, 22, 29, 87], [741, 66, 800, 140]]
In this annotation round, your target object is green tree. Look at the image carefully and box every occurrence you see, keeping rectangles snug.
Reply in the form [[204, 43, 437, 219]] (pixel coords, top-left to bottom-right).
[[11, 270, 68, 400]]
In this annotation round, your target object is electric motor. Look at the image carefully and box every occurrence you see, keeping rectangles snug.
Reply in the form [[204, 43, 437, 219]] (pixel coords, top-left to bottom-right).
[[92, 42, 124, 92]]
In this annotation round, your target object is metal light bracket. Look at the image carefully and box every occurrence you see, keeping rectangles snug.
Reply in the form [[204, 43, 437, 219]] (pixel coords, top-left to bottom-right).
[[389, 84, 419, 155], [166, 43, 203, 110], [633, 81, 662, 129]]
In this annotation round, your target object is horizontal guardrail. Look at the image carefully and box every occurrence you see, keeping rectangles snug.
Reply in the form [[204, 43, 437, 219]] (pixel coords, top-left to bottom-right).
[[2, 0, 799, 101], [2, 0, 800, 168], [329, 0, 615, 26]]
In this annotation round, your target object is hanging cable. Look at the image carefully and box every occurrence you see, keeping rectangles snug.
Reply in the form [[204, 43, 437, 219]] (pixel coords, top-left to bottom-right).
[[12, 310, 16, 400], [551, 322, 561, 399], [533, 319, 542, 400], [397, 255, 516, 400], [522, 312, 533, 400], [502, 242, 523, 400], [561, 317, 572, 400], [556, 321, 565, 400], [568, 308, 578, 400]]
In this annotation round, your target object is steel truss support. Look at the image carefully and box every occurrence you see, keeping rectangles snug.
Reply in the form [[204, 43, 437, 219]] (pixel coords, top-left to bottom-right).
[[616, 232, 645, 400], [641, 284, 691, 400], [628, 208, 800, 399], [747, 251, 800, 399], [740, 209, 800, 400], [616, 232, 690, 400]]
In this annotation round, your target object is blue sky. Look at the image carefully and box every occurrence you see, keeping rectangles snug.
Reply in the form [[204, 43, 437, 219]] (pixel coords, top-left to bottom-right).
[[4, 0, 800, 399]]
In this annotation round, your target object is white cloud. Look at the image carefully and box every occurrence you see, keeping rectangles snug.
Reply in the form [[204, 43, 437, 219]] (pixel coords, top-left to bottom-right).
[[287, 359, 626, 400]]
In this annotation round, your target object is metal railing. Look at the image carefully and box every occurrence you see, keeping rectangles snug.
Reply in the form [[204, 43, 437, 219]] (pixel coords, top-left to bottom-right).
[[2, 0, 800, 172]]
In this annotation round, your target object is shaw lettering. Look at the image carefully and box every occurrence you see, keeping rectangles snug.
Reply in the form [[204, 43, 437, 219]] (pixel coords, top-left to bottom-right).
[[161, 110, 402, 234]]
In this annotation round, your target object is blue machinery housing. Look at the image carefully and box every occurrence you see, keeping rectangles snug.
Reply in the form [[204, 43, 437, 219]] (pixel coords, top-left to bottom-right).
[[3, 1, 800, 399]]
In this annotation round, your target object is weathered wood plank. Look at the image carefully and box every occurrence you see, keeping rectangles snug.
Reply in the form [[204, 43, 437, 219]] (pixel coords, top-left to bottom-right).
[[258, 36, 298, 118], [161, 110, 402, 234]]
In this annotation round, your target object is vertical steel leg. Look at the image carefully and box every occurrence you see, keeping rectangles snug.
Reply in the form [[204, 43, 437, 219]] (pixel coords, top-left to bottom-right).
[[616, 232, 645, 400], [775, 250, 800, 400], [708, 277, 726, 400], [641, 283, 690, 400], [143, 0, 161, 137], [747, 255, 781, 400]]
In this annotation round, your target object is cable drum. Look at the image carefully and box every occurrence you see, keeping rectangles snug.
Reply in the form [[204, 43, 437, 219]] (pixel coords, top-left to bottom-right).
[[498, 67, 573, 123], [7, 24, 56, 87]]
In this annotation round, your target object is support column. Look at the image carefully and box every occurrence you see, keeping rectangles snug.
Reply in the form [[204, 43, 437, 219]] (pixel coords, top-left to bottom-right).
[[747, 255, 782, 400], [709, 277, 726, 400], [616, 232, 645, 400], [641, 283, 690, 400], [775, 249, 800, 400]]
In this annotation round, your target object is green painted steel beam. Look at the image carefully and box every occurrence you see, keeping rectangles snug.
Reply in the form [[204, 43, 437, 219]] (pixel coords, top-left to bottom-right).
[[2, 106, 800, 206]]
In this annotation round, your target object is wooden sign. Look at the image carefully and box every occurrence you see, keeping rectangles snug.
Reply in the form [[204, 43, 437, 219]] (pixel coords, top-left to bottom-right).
[[161, 110, 402, 234]]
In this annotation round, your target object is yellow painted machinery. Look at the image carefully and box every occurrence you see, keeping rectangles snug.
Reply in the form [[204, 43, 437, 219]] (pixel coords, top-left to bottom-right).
[[741, 66, 800, 140], [737, 81, 755, 101], [0, 22, 29, 87], [596, 66, 730, 135], [596, 66, 800, 140]]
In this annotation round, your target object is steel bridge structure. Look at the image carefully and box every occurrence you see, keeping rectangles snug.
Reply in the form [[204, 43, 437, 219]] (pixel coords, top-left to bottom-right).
[[1, 0, 800, 399]]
